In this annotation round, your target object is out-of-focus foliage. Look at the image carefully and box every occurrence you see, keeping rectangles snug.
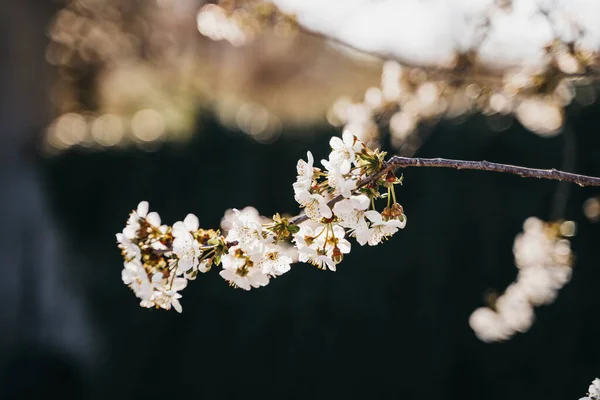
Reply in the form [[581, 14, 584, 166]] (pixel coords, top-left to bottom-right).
[[44, 0, 380, 152]]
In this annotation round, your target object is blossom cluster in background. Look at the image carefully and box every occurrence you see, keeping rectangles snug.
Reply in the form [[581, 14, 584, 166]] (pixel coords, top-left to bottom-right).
[[329, 54, 596, 157], [197, 0, 600, 155], [469, 217, 574, 342], [46, 0, 600, 156], [275, 0, 600, 142], [117, 133, 406, 312]]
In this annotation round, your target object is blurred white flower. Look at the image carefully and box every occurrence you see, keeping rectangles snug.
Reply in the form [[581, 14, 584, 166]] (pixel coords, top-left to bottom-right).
[[590, 379, 600, 399], [469, 307, 511, 342], [470, 217, 573, 342], [580, 377, 600, 400]]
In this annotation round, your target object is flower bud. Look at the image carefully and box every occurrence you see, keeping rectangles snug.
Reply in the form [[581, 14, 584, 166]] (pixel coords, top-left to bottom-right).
[[386, 171, 396, 183], [332, 246, 344, 263], [381, 207, 393, 221], [390, 203, 405, 219]]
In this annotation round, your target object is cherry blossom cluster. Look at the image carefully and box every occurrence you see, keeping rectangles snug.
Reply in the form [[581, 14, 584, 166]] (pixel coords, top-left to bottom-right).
[[469, 217, 574, 342], [580, 378, 600, 400], [293, 131, 406, 269], [117, 133, 406, 312], [117, 201, 223, 312]]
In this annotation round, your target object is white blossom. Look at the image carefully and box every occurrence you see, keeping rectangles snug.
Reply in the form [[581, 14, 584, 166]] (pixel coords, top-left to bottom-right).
[[333, 195, 370, 229], [293, 223, 321, 263], [225, 208, 266, 254], [152, 277, 188, 313], [117, 133, 410, 312], [278, 242, 300, 264], [589, 379, 600, 399], [251, 244, 293, 276], [293, 222, 349, 271], [136, 201, 149, 218], [146, 211, 161, 227], [295, 190, 332, 221], [219, 249, 270, 290], [326, 224, 351, 257], [294, 151, 315, 192], [357, 210, 405, 246], [172, 214, 202, 273], [469, 307, 512, 342], [311, 254, 337, 271], [116, 232, 141, 261], [123, 201, 149, 239], [321, 158, 358, 198], [329, 130, 358, 174], [494, 284, 535, 333], [221, 206, 269, 233], [580, 378, 600, 400], [470, 217, 574, 342], [121, 260, 153, 303]]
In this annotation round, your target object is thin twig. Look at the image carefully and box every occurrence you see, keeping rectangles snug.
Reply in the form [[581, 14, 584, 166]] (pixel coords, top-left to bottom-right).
[[290, 156, 600, 225]]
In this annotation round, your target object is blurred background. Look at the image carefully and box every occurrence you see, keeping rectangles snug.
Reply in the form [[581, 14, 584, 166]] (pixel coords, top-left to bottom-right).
[[1, 1, 600, 399]]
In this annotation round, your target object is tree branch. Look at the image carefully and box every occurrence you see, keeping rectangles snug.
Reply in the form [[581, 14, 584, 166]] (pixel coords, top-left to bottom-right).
[[290, 156, 600, 225]]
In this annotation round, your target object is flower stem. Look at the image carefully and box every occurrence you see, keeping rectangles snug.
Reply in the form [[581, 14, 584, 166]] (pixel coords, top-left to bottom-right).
[[387, 187, 391, 208]]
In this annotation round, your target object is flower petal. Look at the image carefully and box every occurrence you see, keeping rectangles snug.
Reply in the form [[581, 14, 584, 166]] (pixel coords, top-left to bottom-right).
[[352, 195, 370, 210], [333, 199, 354, 215], [338, 239, 351, 254], [137, 201, 149, 218], [319, 204, 332, 219], [329, 136, 344, 151], [184, 213, 199, 231], [172, 298, 183, 313], [146, 212, 161, 226], [339, 159, 351, 175], [365, 210, 383, 224]]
